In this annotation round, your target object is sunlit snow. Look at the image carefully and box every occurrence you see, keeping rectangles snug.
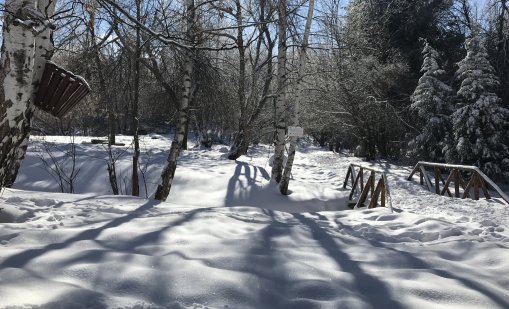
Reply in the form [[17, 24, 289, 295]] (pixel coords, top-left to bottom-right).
[[1, 135, 508, 308]]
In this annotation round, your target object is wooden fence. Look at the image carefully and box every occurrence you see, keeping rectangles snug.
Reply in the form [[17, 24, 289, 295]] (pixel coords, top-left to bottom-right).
[[343, 163, 393, 211], [408, 161, 509, 204]]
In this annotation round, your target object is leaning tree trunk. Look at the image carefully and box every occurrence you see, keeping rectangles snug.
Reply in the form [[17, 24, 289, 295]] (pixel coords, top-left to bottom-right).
[[279, 0, 315, 195], [154, 0, 195, 201], [271, 0, 287, 183], [0, 0, 56, 187]]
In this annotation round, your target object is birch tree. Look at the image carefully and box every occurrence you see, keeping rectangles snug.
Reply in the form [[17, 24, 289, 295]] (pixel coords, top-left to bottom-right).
[[154, 0, 196, 201], [0, 0, 57, 187], [271, 0, 287, 183], [279, 0, 314, 195]]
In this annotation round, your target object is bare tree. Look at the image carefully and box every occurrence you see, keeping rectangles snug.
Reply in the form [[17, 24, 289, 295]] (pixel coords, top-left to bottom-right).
[[154, 0, 197, 201], [271, 0, 287, 183], [280, 0, 314, 195]]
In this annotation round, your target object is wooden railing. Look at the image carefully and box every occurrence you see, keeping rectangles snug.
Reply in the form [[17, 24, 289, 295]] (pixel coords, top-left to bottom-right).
[[408, 161, 509, 204], [343, 163, 393, 211]]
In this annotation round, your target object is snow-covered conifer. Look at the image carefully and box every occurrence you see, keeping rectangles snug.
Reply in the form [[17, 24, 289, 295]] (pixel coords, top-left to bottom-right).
[[448, 35, 509, 179], [410, 41, 453, 161]]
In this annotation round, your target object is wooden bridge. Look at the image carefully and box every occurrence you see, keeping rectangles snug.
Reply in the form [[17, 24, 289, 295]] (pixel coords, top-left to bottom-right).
[[408, 161, 509, 204], [343, 163, 393, 211]]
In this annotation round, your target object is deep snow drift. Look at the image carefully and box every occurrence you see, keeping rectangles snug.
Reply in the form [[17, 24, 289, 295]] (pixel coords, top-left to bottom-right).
[[1, 135, 508, 308]]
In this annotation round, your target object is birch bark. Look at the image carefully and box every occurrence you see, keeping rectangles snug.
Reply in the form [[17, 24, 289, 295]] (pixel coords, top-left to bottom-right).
[[271, 0, 287, 183], [0, 0, 56, 187], [280, 0, 314, 194], [154, 0, 195, 201]]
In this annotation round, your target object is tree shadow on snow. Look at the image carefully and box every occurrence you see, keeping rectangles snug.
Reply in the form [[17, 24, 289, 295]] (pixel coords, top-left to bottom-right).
[[333, 220, 509, 308], [0, 199, 161, 269], [293, 214, 405, 309], [224, 161, 349, 212]]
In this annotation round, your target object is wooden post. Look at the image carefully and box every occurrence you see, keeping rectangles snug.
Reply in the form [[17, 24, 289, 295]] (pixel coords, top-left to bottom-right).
[[463, 176, 474, 199], [343, 165, 352, 189], [370, 170, 375, 198], [473, 174, 480, 200], [441, 171, 454, 196], [349, 170, 362, 200], [380, 179, 386, 208], [359, 168, 364, 191], [479, 176, 491, 199], [434, 167, 440, 194], [368, 178, 384, 208], [355, 173, 374, 208], [453, 169, 460, 198], [407, 164, 419, 180], [419, 166, 433, 192]]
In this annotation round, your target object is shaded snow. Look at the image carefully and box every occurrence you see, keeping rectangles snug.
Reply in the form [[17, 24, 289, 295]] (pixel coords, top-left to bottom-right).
[[0, 136, 508, 308]]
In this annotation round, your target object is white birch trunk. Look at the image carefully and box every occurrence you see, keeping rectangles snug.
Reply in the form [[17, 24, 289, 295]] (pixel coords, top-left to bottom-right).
[[31, 0, 56, 101], [154, 0, 195, 201], [0, 0, 37, 187], [271, 0, 287, 183], [279, 0, 315, 194]]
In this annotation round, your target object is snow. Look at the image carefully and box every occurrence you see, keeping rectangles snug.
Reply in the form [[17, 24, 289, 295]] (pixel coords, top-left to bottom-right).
[[1, 135, 509, 308]]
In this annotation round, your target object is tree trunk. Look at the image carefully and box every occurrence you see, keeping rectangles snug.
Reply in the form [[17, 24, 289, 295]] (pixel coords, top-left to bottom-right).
[[0, 0, 56, 187], [280, 0, 315, 194], [271, 0, 287, 183], [131, 0, 141, 197], [154, 0, 195, 201]]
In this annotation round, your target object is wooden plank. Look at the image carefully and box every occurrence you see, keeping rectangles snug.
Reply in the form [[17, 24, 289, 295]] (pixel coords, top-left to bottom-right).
[[57, 86, 89, 117], [407, 164, 419, 180], [53, 80, 81, 116], [355, 173, 373, 208], [380, 179, 386, 208], [52, 77, 79, 111], [350, 166, 356, 190], [463, 176, 474, 199], [370, 171, 375, 198], [47, 74, 72, 112], [479, 175, 491, 199], [41, 71, 62, 109], [437, 168, 452, 197], [349, 170, 362, 200], [473, 167, 509, 205], [382, 172, 394, 212], [359, 168, 364, 191], [473, 174, 480, 200], [34, 65, 54, 106], [453, 169, 460, 198], [458, 172, 470, 198], [343, 166, 352, 189], [440, 170, 455, 196], [368, 178, 384, 209], [419, 165, 433, 192], [434, 167, 440, 194]]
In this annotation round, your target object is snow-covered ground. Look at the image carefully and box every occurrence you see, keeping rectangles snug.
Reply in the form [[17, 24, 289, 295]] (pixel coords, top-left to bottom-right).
[[1, 135, 508, 308]]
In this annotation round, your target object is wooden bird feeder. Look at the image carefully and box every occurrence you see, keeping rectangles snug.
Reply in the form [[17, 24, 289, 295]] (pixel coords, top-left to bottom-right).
[[34, 61, 91, 118]]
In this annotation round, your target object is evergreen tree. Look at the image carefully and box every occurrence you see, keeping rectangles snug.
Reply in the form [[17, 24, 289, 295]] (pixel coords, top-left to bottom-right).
[[448, 34, 509, 179], [410, 41, 453, 161]]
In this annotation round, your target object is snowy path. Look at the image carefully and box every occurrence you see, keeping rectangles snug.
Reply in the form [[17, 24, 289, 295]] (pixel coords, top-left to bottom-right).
[[1, 137, 508, 308]]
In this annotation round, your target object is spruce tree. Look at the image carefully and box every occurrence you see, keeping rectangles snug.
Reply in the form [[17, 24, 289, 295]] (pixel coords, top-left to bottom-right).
[[448, 35, 509, 179], [410, 41, 453, 161]]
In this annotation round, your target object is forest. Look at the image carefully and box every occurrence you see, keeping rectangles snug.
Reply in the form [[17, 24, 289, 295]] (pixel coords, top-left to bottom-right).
[[1, 0, 509, 199]]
